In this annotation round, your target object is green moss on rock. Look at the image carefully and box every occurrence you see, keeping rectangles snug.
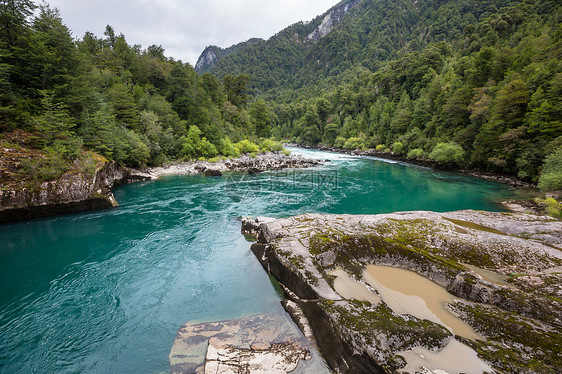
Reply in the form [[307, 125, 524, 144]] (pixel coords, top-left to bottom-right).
[[452, 302, 562, 373]]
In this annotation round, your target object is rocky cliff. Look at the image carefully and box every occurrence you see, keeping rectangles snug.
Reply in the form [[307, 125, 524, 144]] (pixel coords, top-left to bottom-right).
[[243, 211, 562, 373], [306, 0, 359, 42], [0, 161, 152, 223], [194, 38, 263, 73]]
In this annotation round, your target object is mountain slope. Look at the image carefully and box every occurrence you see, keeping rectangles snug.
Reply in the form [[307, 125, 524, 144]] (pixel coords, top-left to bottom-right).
[[195, 38, 263, 73], [198, 0, 562, 185], [200, 0, 523, 95], [197, 0, 362, 93]]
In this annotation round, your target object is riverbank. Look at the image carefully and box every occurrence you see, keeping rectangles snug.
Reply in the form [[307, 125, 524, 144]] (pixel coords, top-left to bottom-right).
[[0, 152, 322, 224], [242, 211, 562, 373], [287, 143, 534, 188], [0, 160, 153, 224], [148, 152, 323, 177]]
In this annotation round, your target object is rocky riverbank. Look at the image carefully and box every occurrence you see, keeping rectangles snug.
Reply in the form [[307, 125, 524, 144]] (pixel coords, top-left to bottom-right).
[[0, 160, 152, 223], [242, 211, 562, 373], [0, 152, 322, 224], [288, 143, 534, 188], [148, 152, 323, 177]]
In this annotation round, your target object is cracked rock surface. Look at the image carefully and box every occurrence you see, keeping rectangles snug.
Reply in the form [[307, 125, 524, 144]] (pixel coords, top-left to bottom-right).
[[169, 314, 311, 374], [243, 211, 562, 374]]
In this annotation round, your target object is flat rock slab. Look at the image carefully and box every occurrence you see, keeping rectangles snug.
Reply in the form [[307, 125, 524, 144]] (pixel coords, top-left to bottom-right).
[[169, 314, 311, 374]]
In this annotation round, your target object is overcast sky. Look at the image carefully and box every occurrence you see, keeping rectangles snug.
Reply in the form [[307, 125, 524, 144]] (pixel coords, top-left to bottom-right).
[[46, 0, 339, 65]]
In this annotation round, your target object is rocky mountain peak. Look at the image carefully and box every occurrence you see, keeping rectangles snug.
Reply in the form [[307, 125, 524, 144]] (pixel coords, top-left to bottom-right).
[[194, 38, 263, 73], [195, 46, 219, 72]]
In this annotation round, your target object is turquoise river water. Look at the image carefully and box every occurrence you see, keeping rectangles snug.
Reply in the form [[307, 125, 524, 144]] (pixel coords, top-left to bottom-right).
[[0, 148, 529, 373]]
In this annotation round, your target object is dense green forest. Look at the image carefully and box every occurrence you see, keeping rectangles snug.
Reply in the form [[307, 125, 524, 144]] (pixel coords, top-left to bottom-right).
[[0, 0, 279, 185], [1, 0, 561, 190], [204, 0, 561, 188]]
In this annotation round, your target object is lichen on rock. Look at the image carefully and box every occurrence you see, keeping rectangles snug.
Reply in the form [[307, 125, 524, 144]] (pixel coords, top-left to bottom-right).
[[242, 210, 562, 373]]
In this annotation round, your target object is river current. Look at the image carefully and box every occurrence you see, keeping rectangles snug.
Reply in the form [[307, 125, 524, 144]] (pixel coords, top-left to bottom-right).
[[0, 148, 526, 373]]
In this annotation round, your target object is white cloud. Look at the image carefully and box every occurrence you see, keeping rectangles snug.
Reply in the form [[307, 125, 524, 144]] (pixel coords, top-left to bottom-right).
[[45, 0, 339, 65]]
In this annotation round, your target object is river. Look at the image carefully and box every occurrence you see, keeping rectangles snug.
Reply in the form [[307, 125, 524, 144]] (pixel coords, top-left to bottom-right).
[[0, 148, 527, 373]]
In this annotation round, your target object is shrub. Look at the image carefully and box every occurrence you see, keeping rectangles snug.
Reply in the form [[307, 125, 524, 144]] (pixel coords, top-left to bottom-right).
[[343, 137, 365, 150], [197, 138, 218, 159], [376, 144, 386, 151], [391, 142, 404, 154], [544, 198, 562, 218], [235, 139, 260, 154], [180, 126, 203, 159], [407, 148, 425, 159], [19, 153, 70, 182], [538, 149, 562, 192], [218, 137, 240, 158], [48, 138, 83, 161], [428, 142, 465, 165], [334, 136, 347, 148], [260, 139, 284, 152]]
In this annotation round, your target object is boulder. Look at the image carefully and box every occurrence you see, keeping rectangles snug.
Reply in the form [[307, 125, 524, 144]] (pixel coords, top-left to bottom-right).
[[204, 168, 222, 177], [247, 167, 262, 175]]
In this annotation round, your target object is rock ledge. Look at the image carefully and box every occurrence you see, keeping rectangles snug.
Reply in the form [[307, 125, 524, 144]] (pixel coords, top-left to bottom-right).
[[243, 211, 562, 373]]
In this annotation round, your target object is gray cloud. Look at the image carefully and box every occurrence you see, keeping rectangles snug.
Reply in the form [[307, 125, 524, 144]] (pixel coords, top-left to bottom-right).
[[46, 0, 338, 65]]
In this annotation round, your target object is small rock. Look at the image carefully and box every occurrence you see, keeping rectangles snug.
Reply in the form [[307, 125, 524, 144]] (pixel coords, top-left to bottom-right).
[[204, 168, 222, 177], [247, 167, 263, 175]]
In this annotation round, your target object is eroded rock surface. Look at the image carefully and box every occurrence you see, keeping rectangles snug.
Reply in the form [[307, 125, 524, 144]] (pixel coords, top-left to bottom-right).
[[243, 211, 562, 373], [0, 160, 153, 223], [169, 314, 311, 374]]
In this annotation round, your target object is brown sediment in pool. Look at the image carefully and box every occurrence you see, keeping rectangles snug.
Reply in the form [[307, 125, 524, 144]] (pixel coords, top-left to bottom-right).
[[363, 265, 482, 341], [329, 269, 381, 305], [363, 265, 494, 373], [398, 339, 493, 374], [461, 262, 512, 287]]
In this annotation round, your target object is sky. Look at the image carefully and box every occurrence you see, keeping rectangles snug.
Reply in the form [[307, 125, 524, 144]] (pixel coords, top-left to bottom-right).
[[46, 0, 339, 66]]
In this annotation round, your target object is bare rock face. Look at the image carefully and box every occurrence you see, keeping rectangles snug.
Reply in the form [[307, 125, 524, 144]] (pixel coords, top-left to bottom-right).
[[169, 314, 311, 374], [0, 161, 154, 223], [243, 211, 562, 374], [307, 0, 360, 42], [194, 39, 263, 74]]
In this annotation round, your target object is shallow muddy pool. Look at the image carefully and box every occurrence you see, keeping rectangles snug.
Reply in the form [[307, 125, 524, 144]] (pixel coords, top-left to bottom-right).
[[364, 265, 481, 340]]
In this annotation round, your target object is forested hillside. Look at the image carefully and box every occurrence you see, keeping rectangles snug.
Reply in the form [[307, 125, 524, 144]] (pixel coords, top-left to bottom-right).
[[204, 0, 524, 95], [0, 0, 279, 186], [195, 38, 263, 74], [202, 0, 561, 186], [1, 0, 560, 189]]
